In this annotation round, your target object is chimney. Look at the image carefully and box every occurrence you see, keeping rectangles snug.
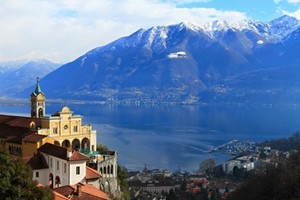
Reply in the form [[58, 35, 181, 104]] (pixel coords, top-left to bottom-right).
[[67, 149, 73, 158], [76, 183, 82, 196]]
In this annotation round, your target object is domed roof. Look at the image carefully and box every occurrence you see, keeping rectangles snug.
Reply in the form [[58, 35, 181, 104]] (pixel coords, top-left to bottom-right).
[[61, 106, 71, 113]]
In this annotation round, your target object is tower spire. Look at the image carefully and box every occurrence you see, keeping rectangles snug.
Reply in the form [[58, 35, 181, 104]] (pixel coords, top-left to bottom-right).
[[34, 77, 43, 95], [31, 77, 46, 118]]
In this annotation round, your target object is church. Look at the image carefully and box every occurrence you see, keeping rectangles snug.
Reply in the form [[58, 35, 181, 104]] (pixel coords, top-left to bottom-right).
[[0, 79, 115, 199], [0, 78, 97, 158]]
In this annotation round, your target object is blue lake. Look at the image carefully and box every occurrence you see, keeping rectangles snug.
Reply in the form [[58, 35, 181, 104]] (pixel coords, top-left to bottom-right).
[[1, 103, 300, 172]]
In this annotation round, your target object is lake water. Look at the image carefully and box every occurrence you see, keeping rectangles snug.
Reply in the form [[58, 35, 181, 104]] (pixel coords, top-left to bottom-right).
[[1, 103, 300, 172]]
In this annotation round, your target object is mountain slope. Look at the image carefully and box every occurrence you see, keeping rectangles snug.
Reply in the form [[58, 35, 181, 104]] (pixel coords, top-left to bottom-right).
[[0, 59, 60, 97], [25, 15, 300, 104]]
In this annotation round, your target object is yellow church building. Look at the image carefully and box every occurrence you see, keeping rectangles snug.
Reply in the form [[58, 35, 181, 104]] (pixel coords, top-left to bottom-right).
[[0, 78, 97, 158]]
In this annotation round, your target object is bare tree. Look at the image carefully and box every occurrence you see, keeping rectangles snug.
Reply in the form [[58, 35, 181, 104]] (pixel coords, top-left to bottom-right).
[[199, 158, 216, 174]]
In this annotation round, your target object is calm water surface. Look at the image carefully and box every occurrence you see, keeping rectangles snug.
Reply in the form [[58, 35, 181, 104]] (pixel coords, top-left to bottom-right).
[[1, 103, 300, 172]]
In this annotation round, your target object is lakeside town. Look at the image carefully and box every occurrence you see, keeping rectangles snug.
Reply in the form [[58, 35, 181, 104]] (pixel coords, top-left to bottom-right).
[[126, 133, 300, 199]]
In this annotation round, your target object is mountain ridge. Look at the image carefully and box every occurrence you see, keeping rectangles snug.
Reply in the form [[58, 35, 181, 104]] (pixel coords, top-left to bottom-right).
[[0, 59, 60, 97], [18, 15, 300, 104]]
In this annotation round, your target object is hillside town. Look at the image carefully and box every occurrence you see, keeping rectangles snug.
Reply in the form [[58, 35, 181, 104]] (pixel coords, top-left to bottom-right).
[[0, 79, 120, 200], [127, 136, 299, 200]]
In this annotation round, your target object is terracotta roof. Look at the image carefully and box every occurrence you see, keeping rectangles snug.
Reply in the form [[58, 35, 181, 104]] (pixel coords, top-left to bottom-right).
[[53, 191, 69, 200], [27, 153, 49, 169], [54, 183, 111, 200], [23, 133, 47, 143], [38, 143, 88, 161], [0, 114, 42, 128], [69, 151, 89, 161], [37, 184, 69, 200], [0, 114, 42, 144], [86, 166, 101, 180], [54, 185, 75, 197]]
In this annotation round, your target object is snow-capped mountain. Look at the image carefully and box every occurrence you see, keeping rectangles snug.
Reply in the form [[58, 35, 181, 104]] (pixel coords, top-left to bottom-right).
[[22, 15, 300, 104], [0, 59, 60, 97]]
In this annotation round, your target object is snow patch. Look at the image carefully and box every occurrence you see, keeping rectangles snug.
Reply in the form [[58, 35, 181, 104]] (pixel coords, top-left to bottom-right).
[[80, 56, 87, 67], [257, 40, 264, 44], [167, 51, 187, 59]]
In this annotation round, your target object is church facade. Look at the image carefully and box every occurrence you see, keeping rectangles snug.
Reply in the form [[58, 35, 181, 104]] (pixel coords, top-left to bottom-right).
[[0, 79, 97, 158], [31, 79, 97, 152]]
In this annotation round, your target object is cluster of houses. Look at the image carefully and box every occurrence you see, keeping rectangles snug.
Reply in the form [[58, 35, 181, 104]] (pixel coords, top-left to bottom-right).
[[127, 140, 292, 199], [127, 166, 236, 199], [0, 79, 118, 200]]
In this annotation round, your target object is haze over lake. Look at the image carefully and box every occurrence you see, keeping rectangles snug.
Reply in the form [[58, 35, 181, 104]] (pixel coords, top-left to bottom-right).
[[1, 103, 299, 172]]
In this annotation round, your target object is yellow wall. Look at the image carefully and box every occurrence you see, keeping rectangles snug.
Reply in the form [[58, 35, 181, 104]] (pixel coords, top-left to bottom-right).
[[22, 137, 55, 157], [37, 106, 96, 150]]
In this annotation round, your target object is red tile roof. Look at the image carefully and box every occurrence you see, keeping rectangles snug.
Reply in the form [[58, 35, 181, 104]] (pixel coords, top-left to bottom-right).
[[23, 133, 47, 143], [53, 191, 69, 200], [86, 166, 101, 180], [54, 185, 75, 197], [69, 151, 89, 161], [0, 114, 42, 128], [27, 153, 49, 170], [0, 114, 42, 144], [38, 143, 88, 161], [54, 183, 111, 200]]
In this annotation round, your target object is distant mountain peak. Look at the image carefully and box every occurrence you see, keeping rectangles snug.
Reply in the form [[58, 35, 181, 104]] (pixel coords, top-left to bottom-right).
[[177, 21, 203, 32], [270, 14, 299, 25], [269, 15, 300, 39]]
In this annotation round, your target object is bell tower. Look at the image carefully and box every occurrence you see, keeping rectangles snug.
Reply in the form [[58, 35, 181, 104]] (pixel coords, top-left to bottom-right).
[[31, 77, 45, 118]]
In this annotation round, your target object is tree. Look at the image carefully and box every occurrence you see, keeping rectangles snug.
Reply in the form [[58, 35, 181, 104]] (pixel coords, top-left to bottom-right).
[[0, 148, 53, 200], [227, 150, 300, 200], [117, 165, 130, 200], [97, 144, 109, 151], [199, 158, 216, 174]]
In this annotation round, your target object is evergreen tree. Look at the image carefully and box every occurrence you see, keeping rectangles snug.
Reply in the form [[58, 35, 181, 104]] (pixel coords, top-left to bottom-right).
[[228, 149, 300, 200], [0, 149, 53, 200]]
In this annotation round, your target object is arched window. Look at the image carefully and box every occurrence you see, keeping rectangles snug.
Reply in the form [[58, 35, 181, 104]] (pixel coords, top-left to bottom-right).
[[111, 165, 114, 174], [49, 173, 54, 188], [72, 139, 80, 150], [38, 108, 43, 118], [104, 166, 106, 174], [107, 166, 110, 175], [62, 140, 71, 148], [30, 122, 36, 129], [55, 176, 61, 188]]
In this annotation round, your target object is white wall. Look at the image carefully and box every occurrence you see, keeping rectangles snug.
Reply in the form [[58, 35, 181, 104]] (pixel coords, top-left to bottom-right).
[[32, 168, 49, 186], [69, 160, 86, 185]]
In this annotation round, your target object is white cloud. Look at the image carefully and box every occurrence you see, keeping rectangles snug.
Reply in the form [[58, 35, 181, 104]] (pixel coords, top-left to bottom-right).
[[274, 0, 300, 3], [164, 0, 212, 4], [0, 0, 247, 63], [282, 7, 300, 19], [287, 0, 300, 3]]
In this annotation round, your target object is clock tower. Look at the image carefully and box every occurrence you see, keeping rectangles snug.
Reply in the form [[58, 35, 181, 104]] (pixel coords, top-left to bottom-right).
[[31, 77, 45, 118]]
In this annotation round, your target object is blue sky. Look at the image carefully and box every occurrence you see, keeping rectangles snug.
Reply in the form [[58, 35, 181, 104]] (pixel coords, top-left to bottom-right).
[[0, 0, 300, 63], [178, 0, 300, 21]]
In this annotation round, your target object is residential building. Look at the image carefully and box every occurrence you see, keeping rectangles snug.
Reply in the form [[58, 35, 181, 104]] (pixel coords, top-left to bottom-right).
[[27, 143, 100, 188], [223, 156, 255, 174]]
